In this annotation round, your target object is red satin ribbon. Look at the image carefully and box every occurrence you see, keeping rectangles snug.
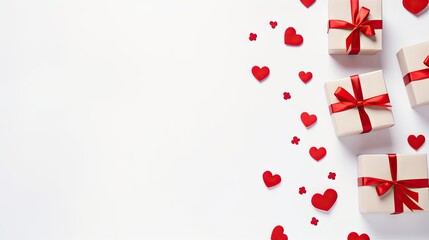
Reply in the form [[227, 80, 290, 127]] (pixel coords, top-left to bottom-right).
[[329, 75, 391, 133], [328, 0, 382, 55], [403, 55, 429, 85], [358, 154, 429, 214]]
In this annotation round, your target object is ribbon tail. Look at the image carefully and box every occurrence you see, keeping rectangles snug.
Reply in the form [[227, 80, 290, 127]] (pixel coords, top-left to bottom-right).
[[348, 30, 361, 55]]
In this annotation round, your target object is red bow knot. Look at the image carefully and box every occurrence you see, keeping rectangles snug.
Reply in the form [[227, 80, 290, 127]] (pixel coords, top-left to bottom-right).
[[358, 154, 429, 214], [328, 0, 382, 54]]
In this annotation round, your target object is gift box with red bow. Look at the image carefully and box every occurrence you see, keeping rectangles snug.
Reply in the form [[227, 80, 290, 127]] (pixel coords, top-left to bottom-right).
[[358, 154, 429, 214], [328, 0, 382, 55], [397, 40, 429, 107], [324, 70, 394, 137]]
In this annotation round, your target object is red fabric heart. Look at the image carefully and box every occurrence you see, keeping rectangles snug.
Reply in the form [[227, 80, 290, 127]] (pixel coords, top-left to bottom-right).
[[284, 27, 303, 46], [252, 66, 270, 82], [299, 71, 313, 83], [403, 0, 428, 15], [300, 0, 316, 8], [270, 21, 278, 29], [263, 171, 281, 188], [311, 188, 337, 211], [271, 225, 288, 240], [300, 112, 317, 128], [348, 232, 370, 240], [309, 147, 326, 161], [408, 134, 426, 150]]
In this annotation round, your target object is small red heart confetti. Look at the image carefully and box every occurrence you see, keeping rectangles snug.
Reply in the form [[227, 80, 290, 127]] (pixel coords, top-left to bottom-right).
[[283, 92, 291, 100], [252, 66, 270, 82], [299, 186, 306, 195], [311, 188, 338, 212], [263, 171, 281, 188], [299, 71, 313, 83], [309, 147, 326, 161], [270, 21, 278, 29], [328, 172, 336, 180], [249, 33, 257, 41], [284, 27, 303, 46], [291, 136, 300, 145], [271, 225, 288, 240], [408, 134, 425, 150], [310, 217, 319, 226], [300, 112, 317, 128], [403, 0, 428, 15], [301, 0, 316, 8], [348, 232, 370, 240]]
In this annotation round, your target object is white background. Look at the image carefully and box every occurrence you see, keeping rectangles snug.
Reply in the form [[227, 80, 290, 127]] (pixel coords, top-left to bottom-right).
[[1, 0, 429, 239]]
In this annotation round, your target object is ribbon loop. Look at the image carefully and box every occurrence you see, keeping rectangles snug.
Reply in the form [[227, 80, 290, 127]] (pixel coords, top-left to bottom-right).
[[328, 0, 382, 54], [358, 154, 429, 214], [424, 55, 429, 67]]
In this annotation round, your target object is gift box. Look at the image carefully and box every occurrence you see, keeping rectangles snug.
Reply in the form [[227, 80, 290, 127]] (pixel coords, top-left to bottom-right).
[[396, 40, 429, 107], [328, 0, 382, 55], [358, 154, 429, 214], [324, 70, 394, 137]]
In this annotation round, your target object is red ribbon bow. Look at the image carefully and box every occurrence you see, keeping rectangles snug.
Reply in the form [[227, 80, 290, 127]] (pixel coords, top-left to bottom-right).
[[403, 54, 429, 85], [328, 0, 382, 55], [329, 75, 391, 133], [358, 154, 429, 214]]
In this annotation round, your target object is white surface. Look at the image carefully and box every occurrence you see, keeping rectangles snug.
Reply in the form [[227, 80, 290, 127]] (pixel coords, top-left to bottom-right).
[[1, 0, 429, 239]]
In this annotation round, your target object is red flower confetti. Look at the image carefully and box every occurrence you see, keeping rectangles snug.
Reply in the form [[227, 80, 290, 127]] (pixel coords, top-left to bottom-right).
[[291, 136, 300, 145], [328, 172, 336, 180], [310, 217, 319, 226], [283, 92, 291, 100], [299, 186, 306, 195], [249, 33, 257, 41], [269, 21, 278, 29]]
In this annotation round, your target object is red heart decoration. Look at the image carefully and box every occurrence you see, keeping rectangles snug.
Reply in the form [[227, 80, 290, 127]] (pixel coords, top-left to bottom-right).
[[309, 147, 326, 161], [284, 27, 303, 46], [408, 134, 426, 150], [300, 0, 316, 8], [263, 171, 281, 188], [300, 112, 317, 128], [299, 71, 313, 83], [403, 0, 428, 15], [311, 188, 338, 212], [271, 225, 288, 240], [252, 66, 270, 82], [348, 232, 370, 240], [270, 21, 278, 29]]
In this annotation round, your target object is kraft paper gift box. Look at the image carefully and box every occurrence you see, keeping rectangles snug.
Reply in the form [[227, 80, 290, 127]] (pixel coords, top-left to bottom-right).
[[325, 70, 394, 137], [358, 154, 429, 214], [396, 40, 429, 107], [328, 0, 382, 55]]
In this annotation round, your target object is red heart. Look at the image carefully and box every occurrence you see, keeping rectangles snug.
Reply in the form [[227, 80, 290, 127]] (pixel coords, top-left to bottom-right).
[[300, 0, 316, 8], [309, 147, 326, 161], [311, 188, 338, 212], [284, 27, 303, 46], [271, 225, 288, 240], [408, 134, 426, 150], [348, 232, 370, 240], [263, 171, 281, 188], [270, 21, 278, 29], [403, 0, 428, 15], [300, 112, 317, 128], [299, 71, 313, 83], [252, 66, 270, 82]]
